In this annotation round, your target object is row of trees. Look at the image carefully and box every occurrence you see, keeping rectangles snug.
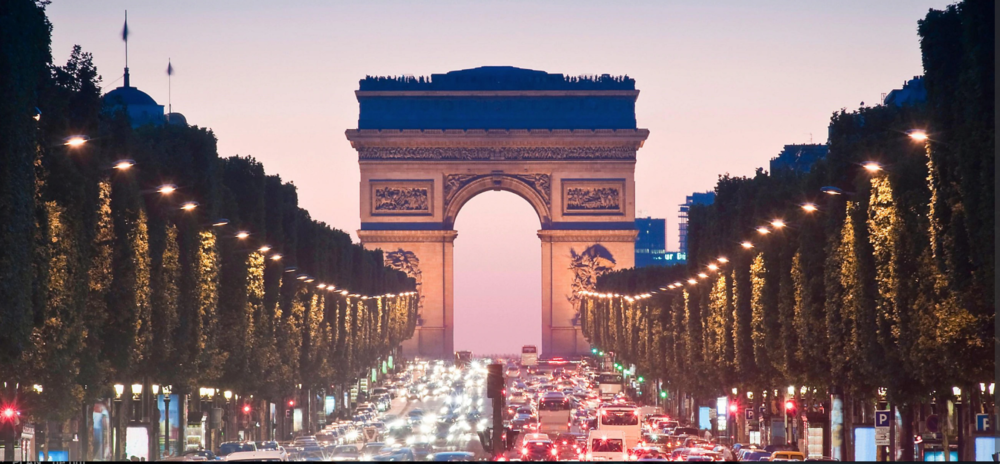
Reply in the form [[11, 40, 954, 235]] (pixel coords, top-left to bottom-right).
[[1, 0, 418, 432], [581, 1, 992, 459]]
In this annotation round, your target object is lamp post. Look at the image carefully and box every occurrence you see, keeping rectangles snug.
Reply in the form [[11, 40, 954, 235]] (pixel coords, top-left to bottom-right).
[[113, 384, 124, 461], [162, 385, 172, 458], [224, 391, 233, 444], [151, 384, 160, 461], [953, 386, 964, 462]]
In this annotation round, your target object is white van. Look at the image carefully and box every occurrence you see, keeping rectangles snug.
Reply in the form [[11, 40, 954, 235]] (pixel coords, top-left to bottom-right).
[[586, 430, 628, 461], [224, 450, 287, 461]]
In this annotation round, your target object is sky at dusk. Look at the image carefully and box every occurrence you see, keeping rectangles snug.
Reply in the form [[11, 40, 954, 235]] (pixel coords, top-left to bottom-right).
[[47, 0, 949, 354]]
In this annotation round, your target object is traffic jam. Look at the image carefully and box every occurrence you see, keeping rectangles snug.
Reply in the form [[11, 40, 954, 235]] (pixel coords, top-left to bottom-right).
[[207, 349, 799, 461]]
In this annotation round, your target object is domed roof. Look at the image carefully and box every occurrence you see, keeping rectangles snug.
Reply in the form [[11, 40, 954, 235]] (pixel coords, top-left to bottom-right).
[[166, 112, 187, 125], [104, 86, 159, 107]]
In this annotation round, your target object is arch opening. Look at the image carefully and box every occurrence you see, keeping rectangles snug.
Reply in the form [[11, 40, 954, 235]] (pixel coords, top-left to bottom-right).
[[444, 175, 551, 229], [453, 191, 542, 355]]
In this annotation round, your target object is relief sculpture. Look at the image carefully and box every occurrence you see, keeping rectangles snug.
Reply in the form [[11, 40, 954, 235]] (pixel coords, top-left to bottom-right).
[[374, 186, 429, 212], [567, 244, 616, 326], [385, 249, 424, 326], [566, 187, 620, 210]]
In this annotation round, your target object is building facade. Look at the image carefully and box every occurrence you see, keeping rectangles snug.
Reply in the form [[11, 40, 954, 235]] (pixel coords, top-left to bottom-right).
[[678, 192, 715, 253]]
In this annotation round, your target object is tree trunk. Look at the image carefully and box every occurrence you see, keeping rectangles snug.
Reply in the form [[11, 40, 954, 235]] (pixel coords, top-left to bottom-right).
[[900, 403, 915, 462]]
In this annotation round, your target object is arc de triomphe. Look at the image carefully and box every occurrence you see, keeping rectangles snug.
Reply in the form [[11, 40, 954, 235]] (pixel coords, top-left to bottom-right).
[[347, 67, 648, 358]]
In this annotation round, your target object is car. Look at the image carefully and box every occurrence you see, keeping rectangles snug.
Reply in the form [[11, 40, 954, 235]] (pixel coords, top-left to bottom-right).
[[371, 447, 416, 461], [520, 436, 557, 461], [219, 442, 257, 456], [426, 451, 476, 461], [360, 442, 386, 460], [180, 450, 218, 461], [328, 444, 361, 461], [770, 450, 807, 461]]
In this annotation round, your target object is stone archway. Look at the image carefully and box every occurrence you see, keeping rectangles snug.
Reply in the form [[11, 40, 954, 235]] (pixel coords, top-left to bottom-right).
[[348, 66, 648, 358]]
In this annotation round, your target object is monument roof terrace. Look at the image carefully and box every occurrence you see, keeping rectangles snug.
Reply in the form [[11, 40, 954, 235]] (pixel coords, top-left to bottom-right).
[[358, 66, 635, 91], [355, 66, 641, 130]]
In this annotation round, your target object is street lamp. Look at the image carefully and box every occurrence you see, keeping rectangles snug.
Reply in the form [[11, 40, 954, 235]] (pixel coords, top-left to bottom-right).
[[212, 218, 230, 227], [741, 241, 754, 249], [756, 227, 770, 235], [863, 162, 882, 173], [64, 135, 89, 147], [180, 201, 199, 211], [235, 231, 250, 239], [770, 220, 785, 228], [258, 245, 271, 253], [707, 264, 719, 271], [907, 129, 929, 142], [157, 184, 177, 195], [113, 159, 136, 170], [717, 257, 729, 263], [270, 254, 283, 261], [113, 384, 125, 460], [801, 203, 818, 213], [162, 385, 172, 458]]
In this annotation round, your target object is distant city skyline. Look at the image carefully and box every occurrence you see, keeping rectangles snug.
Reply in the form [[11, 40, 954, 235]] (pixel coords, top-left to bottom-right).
[[46, 0, 949, 354]]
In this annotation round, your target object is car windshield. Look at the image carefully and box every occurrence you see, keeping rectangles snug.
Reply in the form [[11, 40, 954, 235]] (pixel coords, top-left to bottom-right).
[[334, 445, 359, 454], [591, 438, 624, 452]]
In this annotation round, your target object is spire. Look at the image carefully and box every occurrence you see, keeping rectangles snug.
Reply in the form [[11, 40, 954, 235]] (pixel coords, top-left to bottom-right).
[[167, 58, 173, 118], [122, 10, 130, 87]]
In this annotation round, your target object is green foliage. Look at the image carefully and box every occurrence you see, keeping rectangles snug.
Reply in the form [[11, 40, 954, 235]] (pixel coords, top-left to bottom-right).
[[579, 0, 992, 406]]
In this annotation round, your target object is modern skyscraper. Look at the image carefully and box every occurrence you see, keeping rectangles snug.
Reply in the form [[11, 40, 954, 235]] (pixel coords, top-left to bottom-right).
[[678, 192, 715, 253]]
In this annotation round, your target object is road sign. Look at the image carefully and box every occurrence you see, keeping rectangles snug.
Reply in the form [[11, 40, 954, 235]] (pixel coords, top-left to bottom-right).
[[976, 414, 992, 432], [875, 410, 890, 446], [745, 408, 755, 421], [875, 410, 891, 427]]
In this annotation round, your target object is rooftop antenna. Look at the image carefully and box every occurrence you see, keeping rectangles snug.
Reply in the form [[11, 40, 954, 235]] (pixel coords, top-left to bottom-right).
[[122, 10, 130, 87], [166, 58, 173, 120]]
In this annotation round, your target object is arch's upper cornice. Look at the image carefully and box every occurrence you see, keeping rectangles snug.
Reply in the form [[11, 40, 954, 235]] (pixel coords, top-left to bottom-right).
[[345, 128, 649, 149]]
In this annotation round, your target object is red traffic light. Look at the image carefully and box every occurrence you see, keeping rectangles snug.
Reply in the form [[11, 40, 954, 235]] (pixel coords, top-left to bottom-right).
[[785, 400, 795, 411], [1, 408, 15, 420], [729, 404, 738, 413], [288, 400, 295, 407], [243, 405, 251, 413]]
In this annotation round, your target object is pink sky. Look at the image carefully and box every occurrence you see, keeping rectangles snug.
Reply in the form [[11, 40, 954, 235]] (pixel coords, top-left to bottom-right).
[[47, 0, 948, 354]]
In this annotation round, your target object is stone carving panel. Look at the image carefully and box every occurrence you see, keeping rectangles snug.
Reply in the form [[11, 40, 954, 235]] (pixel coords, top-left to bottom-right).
[[561, 179, 626, 215], [386, 249, 424, 326], [567, 244, 616, 326], [370, 180, 433, 215], [358, 146, 636, 161], [444, 173, 551, 208]]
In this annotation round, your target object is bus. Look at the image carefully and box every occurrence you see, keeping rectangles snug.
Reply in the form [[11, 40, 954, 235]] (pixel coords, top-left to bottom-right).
[[596, 406, 643, 451], [520, 345, 538, 367], [537, 393, 572, 435], [597, 372, 623, 400]]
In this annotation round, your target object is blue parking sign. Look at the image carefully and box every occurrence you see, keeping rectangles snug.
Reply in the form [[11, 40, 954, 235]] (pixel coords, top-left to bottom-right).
[[875, 410, 891, 427], [745, 408, 755, 421], [976, 414, 991, 431]]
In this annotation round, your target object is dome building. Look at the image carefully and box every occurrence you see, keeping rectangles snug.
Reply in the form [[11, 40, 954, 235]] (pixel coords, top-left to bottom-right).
[[103, 69, 165, 128]]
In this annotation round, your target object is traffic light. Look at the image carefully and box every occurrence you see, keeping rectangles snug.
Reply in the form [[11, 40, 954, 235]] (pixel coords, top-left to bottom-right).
[[1, 408, 15, 421], [486, 364, 504, 399], [287, 399, 295, 408], [659, 391, 667, 399], [729, 403, 738, 414], [591, 348, 598, 354], [784, 400, 796, 417], [243, 404, 251, 414]]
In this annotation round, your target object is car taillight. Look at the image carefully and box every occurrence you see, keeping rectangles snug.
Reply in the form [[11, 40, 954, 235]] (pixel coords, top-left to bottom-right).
[[551, 449, 558, 456], [521, 447, 528, 455]]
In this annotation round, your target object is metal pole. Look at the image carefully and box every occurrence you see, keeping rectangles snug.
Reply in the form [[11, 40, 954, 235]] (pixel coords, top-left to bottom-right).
[[164, 396, 171, 458]]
